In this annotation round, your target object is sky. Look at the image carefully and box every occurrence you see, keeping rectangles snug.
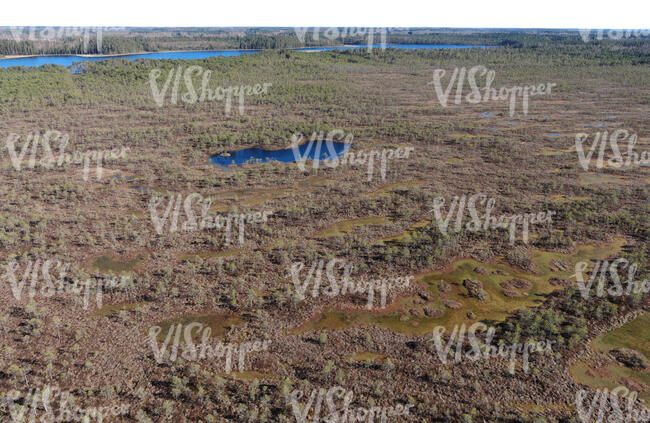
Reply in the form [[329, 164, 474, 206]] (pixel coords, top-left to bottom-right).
[[1, 0, 647, 29]]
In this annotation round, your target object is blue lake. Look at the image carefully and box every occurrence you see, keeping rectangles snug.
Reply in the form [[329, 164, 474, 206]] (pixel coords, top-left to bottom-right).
[[210, 141, 350, 167], [0, 50, 259, 68], [0, 45, 491, 68]]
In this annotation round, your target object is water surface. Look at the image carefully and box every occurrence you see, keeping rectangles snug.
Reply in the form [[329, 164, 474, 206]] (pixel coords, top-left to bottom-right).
[[0, 50, 258, 68], [210, 141, 350, 167], [0, 45, 492, 68]]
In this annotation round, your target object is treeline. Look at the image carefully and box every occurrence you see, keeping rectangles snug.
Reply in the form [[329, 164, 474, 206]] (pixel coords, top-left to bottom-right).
[[2, 30, 649, 56], [236, 34, 335, 49], [0, 37, 156, 55], [380, 32, 584, 47], [0, 40, 41, 55], [0, 35, 334, 56]]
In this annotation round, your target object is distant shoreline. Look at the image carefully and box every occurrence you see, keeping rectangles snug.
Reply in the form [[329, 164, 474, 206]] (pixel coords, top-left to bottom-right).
[[0, 46, 361, 60], [0, 49, 263, 60], [0, 44, 485, 60]]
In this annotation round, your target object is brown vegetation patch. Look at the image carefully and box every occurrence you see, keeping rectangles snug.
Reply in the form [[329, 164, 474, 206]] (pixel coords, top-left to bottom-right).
[[463, 279, 488, 301], [444, 299, 463, 309], [622, 378, 649, 393], [424, 305, 444, 318], [500, 278, 533, 291], [610, 348, 649, 370], [474, 266, 489, 275], [438, 280, 452, 292], [550, 259, 571, 272], [549, 277, 572, 287]]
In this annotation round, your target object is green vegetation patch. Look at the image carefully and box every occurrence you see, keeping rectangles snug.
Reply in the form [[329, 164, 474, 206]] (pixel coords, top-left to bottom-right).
[[91, 302, 145, 317], [294, 238, 626, 336], [155, 314, 244, 342], [89, 252, 147, 274], [313, 216, 391, 238]]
